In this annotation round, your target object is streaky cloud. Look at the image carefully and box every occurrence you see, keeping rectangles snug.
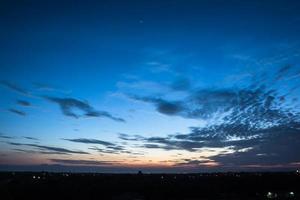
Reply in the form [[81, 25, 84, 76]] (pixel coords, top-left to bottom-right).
[[33, 82, 71, 94], [0, 80, 30, 95], [49, 159, 116, 166], [13, 148, 68, 155], [0, 133, 15, 139], [7, 142, 89, 155], [8, 108, 26, 116], [64, 138, 132, 155], [17, 100, 31, 107], [275, 64, 292, 81], [23, 136, 39, 141], [43, 96, 125, 122], [63, 138, 114, 146]]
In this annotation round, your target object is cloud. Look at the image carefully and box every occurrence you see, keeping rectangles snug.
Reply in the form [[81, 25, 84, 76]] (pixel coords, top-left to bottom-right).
[[209, 125, 300, 167], [12, 149, 37, 154], [33, 82, 71, 94], [49, 159, 115, 166], [64, 138, 132, 155], [63, 138, 114, 146], [174, 159, 218, 167], [0, 133, 15, 139], [8, 108, 26, 116], [117, 80, 168, 93], [89, 146, 121, 154], [118, 133, 145, 141], [123, 64, 300, 168], [7, 142, 23, 146], [7, 142, 89, 155], [0, 80, 30, 95], [85, 110, 125, 122], [129, 64, 300, 122], [130, 95, 184, 115], [276, 64, 292, 80], [146, 61, 173, 73], [12, 148, 68, 155], [28, 144, 89, 154], [23, 136, 39, 141], [88, 146, 142, 155], [43, 96, 125, 122], [17, 100, 31, 107]]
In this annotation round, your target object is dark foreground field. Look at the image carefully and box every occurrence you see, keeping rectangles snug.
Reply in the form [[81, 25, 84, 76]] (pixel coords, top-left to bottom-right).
[[0, 172, 299, 200]]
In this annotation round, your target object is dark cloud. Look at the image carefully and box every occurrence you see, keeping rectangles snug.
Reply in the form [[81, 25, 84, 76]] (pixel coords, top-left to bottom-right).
[[63, 138, 114, 146], [49, 159, 115, 165], [8, 108, 26, 116], [12, 149, 39, 154], [124, 65, 300, 168], [23, 136, 39, 141], [43, 96, 125, 122], [7, 142, 23, 146], [118, 133, 145, 141], [129, 65, 300, 121], [64, 137, 132, 155], [130, 95, 184, 115], [276, 64, 292, 80], [7, 142, 89, 155], [0, 80, 30, 95], [210, 125, 300, 167], [12, 148, 68, 155], [85, 110, 125, 122], [89, 145, 143, 155], [89, 146, 121, 154], [17, 100, 31, 106], [119, 134, 203, 151], [28, 144, 89, 154], [0, 133, 14, 139]]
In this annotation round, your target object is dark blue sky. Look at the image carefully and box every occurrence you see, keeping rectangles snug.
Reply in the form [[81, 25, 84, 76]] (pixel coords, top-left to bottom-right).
[[0, 0, 300, 172]]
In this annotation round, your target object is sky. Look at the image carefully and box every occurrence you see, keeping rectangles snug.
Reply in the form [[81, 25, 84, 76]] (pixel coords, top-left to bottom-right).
[[0, 0, 300, 172]]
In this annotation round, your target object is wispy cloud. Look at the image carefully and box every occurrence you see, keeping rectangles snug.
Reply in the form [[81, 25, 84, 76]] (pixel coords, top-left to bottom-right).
[[0, 133, 15, 139], [8, 108, 26, 116], [0, 80, 30, 96], [146, 61, 173, 73], [275, 64, 292, 81], [7, 142, 89, 155], [88, 146, 142, 155], [43, 96, 125, 122], [89, 146, 122, 154], [49, 159, 116, 166], [17, 100, 31, 107], [64, 138, 131, 155], [118, 133, 145, 141], [23, 136, 39, 141], [33, 82, 72, 94], [63, 138, 114, 146], [12, 148, 68, 155]]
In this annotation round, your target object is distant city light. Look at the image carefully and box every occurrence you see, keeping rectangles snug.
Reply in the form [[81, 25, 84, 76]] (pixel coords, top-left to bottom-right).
[[267, 192, 278, 199], [289, 191, 295, 197]]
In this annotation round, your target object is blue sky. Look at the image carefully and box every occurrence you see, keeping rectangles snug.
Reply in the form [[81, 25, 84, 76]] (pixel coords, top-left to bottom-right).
[[0, 0, 300, 172]]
